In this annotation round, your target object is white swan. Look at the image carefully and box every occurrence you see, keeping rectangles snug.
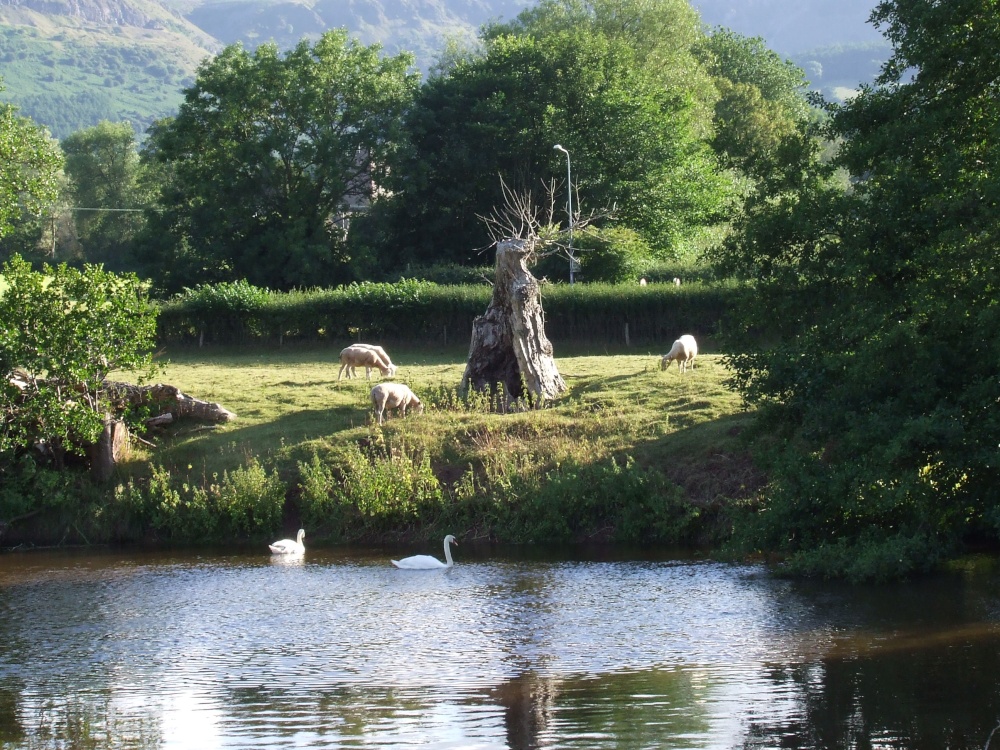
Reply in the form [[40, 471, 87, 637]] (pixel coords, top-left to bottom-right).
[[269, 528, 305, 555], [391, 535, 457, 569]]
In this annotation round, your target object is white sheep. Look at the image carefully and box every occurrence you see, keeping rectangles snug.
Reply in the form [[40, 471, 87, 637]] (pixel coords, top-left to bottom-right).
[[354, 344, 394, 369], [660, 334, 698, 374], [673, 277, 681, 287], [639, 278, 648, 286], [371, 382, 423, 425], [338, 345, 396, 381]]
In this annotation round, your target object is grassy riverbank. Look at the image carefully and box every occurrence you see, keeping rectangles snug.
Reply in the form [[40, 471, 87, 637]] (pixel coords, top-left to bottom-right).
[[101, 341, 760, 548]]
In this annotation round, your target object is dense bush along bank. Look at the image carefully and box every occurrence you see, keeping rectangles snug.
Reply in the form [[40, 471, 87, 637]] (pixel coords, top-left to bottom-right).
[[5, 449, 718, 550], [156, 279, 737, 347]]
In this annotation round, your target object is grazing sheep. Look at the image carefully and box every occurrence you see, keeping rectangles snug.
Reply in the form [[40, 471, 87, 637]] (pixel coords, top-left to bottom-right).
[[371, 383, 423, 425], [338, 345, 396, 381], [660, 334, 698, 374], [673, 277, 681, 287], [353, 344, 396, 371], [639, 278, 648, 286]]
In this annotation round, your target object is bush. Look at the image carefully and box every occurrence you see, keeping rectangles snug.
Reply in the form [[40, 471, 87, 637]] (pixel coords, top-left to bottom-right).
[[168, 279, 271, 343], [447, 456, 698, 545], [121, 459, 285, 542], [576, 227, 654, 283], [156, 278, 737, 347], [297, 442, 445, 539]]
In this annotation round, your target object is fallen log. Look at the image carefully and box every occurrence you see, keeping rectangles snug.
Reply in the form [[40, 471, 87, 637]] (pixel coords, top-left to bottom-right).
[[103, 382, 237, 424]]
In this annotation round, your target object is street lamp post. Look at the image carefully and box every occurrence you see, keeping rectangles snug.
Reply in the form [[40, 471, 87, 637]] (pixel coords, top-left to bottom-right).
[[553, 144, 575, 284]]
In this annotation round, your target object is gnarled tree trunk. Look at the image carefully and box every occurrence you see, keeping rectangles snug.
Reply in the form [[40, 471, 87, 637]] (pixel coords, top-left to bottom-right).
[[461, 239, 567, 406]]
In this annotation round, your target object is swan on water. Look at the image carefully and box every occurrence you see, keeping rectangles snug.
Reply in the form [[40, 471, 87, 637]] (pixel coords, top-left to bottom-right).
[[269, 528, 305, 555], [391, 535, 457, 569]]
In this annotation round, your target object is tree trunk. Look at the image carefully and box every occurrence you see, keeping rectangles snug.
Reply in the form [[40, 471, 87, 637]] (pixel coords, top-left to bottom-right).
[[461, 239, 567, 405], [87, 418, 128, 483]]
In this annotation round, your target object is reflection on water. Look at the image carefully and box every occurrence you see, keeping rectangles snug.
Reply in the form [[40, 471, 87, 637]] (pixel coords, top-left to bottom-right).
[[1, 547, 999, 748]]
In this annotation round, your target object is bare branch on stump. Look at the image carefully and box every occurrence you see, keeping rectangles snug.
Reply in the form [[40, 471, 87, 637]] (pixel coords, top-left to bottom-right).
[[462, 177, 613, 408]]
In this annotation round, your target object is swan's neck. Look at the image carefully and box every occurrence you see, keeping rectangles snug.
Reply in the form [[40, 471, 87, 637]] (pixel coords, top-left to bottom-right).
[[443, 539, 454, 567]]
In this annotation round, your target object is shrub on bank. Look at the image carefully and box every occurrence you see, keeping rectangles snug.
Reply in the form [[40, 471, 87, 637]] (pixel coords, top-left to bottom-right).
[[105, 446, 708, 547], [114, 459, 284, 542]]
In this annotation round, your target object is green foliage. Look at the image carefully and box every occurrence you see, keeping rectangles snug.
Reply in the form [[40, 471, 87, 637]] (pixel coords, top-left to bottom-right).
[[0, 80, 62, 239], [120, 459, 285, 542], [140, 31, 419, 292], [337, 442, 444, 531], [482, 456, 698, 544], [697, 29, 816, 181], [572, 227, 654, 283], [716, 0, 1000, 580], [384, 25, 732, 265], [486, 0, 717, 116], [155, 278, 736, 346], [297, 442, 444, 539], [0, 453, 80, 524], [61, 120, 151, 271], [296, 453, 343, 535], [172, 280, 272, 341], [294, 446, 699, 546], [0, 255, 159, 465]]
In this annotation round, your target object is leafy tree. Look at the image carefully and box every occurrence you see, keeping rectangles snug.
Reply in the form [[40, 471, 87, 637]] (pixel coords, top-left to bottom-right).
[[485, 0, 716, 108], [717, 0, 1000, 580], [0, 255, 159, 468], [0, 79, 62, 242], [140, 31, 418, 292], [379, 28, 731, 267], [62, 120, 150, 271], [697, 29, 815, 179]]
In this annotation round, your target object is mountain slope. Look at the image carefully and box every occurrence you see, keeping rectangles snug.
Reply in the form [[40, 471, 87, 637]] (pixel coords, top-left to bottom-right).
[[0, 0, 219, 138], [185, 0, 531, 67]]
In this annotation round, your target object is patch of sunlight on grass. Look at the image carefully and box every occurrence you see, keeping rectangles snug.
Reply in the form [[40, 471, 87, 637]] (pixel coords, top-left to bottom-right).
[[140, 344, 749, 490]]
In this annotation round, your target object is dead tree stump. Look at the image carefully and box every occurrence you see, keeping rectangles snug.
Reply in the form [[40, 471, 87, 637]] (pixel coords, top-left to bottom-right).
[[461, 239, 567, 405]]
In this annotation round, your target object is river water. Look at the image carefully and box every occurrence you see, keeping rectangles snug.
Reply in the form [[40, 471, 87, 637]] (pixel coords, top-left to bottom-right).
[[1, 545, 999, 749]]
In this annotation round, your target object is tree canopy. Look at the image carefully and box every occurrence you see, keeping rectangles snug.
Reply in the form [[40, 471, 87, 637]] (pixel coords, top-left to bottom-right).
[[0, 254, 158, 468], [0, 79, 62, 242], [375, 26, 732, 268], [697, 28, 814, 179], [140, 31, 419, 292], [62, 120, 151, 271], [716, 0, 1000, 580]]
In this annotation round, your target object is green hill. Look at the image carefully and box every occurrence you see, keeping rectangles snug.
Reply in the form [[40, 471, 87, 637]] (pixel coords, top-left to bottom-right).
[[0, 0, 219, 139]]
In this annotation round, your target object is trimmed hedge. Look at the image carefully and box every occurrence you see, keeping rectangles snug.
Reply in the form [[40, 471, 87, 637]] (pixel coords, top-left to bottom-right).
[[156, 278, 737, 347]]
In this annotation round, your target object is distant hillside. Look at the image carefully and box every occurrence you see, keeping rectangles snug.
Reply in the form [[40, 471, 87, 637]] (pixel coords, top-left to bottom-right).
[[1, 0, 890, 139], [184, 0, 531, 69], [0, 0, 219, 138]]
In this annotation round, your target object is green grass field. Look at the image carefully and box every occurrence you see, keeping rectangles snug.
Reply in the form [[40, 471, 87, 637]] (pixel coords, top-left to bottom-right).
[[124, 342, 758, 514]]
